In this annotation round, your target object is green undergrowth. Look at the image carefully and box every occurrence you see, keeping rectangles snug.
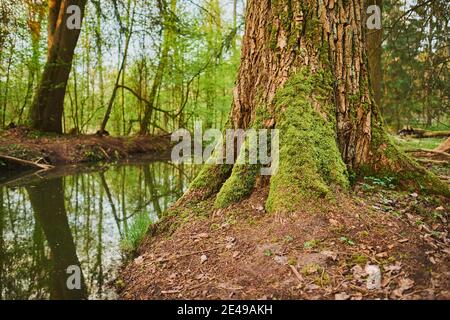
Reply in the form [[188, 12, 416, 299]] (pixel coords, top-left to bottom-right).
[[121, 213, 153, 254]]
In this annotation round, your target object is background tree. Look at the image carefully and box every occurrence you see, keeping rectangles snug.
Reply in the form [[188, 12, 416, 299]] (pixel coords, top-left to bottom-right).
[[383, 0, 449, 130], [29, 0, 87, 133]]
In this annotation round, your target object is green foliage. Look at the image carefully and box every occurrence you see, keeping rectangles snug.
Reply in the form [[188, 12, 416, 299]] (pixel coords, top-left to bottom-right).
[[303, 239, 321, 250], [382, 0, 449, 129], [0, 0, 242, 135], [339, 236, 355, 246], [121, 213, 152, 253]]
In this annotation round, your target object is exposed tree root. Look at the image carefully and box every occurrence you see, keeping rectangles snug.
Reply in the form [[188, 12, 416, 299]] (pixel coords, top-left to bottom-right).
[[367, 125, 449, 197], [436, 138, 450, 154]]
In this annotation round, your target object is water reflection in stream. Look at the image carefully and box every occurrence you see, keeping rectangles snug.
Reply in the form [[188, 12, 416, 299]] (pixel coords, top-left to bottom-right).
[[0, 161, 198, 300]]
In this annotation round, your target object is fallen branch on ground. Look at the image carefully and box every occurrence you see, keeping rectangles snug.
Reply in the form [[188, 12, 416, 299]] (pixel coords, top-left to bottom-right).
[[398, 126, 450, 138], [415, 158, 448, 165], [0, 154, 54, 170]]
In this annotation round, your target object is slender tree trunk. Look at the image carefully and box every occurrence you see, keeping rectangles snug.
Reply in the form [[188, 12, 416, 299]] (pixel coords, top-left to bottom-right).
[[2, 44, 13, 127], [99, 2, 135, 134], [29, 0, 87, 133], [187, 0, 448, 212], [140, 0, 175, 135]]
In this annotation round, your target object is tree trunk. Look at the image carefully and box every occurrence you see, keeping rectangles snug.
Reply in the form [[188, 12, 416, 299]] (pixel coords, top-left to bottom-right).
[[365, 0, 382, 110], [187, 0, 448, 212], [29, 0, 87, 133], [99, 2, 135, 134], [139, 0, 175, 135]]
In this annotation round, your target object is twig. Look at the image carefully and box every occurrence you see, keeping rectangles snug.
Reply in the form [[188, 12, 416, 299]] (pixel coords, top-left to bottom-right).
[[415, 159, 448, 165], [98, 146, 110, 160], [289, 265, 304, 283], [0, 154, 54, 170]]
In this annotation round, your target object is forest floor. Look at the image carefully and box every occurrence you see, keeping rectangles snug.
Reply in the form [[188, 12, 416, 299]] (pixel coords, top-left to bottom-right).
[[0, 126, 171, 170], [118, 138, 449, 300]]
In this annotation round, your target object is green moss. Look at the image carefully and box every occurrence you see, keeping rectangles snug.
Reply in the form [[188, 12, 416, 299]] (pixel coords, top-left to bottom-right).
[[188, 147, 233, 199], [265, 69, 349, 213], [214, 131, 260, 208], [215, 163, 259, 208], [213, 103, 273, 208]]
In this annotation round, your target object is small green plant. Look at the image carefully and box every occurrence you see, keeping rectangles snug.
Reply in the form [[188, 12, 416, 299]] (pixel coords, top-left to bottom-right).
[[303, 239, 321, 250], [264, 249, 273, 257], [363, 176, 396, 189], [121, 213, 152, 253], [339, 236, 355, 246], [350, 253, 368, 265]]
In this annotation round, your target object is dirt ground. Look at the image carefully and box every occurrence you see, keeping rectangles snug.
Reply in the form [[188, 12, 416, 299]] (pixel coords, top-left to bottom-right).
[[117, 179, 449, 300], [0, 126, 171, 168]]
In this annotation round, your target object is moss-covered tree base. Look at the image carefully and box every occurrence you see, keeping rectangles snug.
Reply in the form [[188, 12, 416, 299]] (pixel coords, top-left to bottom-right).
[[265, 71, 350, 213], [183, 69, 448, 214]]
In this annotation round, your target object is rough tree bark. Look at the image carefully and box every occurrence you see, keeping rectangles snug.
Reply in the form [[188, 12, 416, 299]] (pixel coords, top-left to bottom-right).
[[186, 0, 448, 212], [365, 0, 382, 110], [29, 0, 87, 133]]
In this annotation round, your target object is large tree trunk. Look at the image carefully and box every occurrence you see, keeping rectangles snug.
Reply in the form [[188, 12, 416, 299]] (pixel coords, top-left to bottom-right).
[[187, 0, 448, 212], [29, 0, 87, 133], [366, 0, 382, 110]]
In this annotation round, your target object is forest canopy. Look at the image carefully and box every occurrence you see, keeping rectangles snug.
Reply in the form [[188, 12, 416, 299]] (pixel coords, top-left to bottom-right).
[[0, 1, 448, 135], [0, 0, 244, 135]]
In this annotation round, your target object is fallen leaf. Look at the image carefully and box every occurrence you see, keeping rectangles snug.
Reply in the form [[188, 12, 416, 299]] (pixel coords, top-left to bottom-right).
[[365, 265, 382, 290], [335, 292, 350, 300], [385, 262, 402, 273], [274, 255, 288, 265], [376, 252, 388, 258], [200, 255, 208, 264], [134, 256, 144, 265], [321, 250, 338, 261], [392, 278, 414, 297], [351, 265, 365, 280]]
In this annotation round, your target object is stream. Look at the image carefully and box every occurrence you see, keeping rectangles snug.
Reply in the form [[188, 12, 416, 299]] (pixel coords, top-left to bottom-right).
[[0, 161, 198, 300]]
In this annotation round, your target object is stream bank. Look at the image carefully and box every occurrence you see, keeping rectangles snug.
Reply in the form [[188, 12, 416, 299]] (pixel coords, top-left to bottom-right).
[[0, 127, 172, 172]]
